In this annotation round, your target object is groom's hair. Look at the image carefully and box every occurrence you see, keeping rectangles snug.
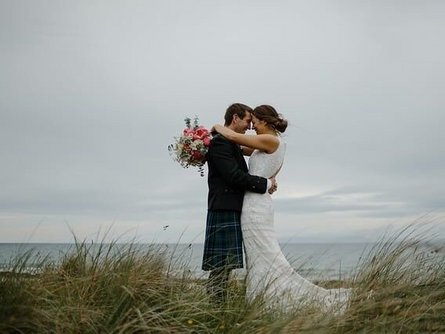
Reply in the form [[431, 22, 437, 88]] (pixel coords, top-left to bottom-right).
[[224, 103, 253, 126]]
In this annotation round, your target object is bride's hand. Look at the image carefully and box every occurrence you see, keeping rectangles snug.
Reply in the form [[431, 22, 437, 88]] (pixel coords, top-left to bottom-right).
[[211, 124, 224, 134], [211, 124, 238, 143], [268, 177, 278, 194]]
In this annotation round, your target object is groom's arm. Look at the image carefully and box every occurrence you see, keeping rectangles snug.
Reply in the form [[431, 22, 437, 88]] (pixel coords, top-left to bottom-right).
[[210, 136, 268, 194]]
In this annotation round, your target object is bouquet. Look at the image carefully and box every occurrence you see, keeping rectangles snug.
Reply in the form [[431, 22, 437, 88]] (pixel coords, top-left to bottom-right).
[[168, 116, 211, 176]]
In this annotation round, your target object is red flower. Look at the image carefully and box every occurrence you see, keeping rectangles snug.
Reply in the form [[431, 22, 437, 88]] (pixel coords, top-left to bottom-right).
[[193, 127, 209, 140], [192, 150, 203, 160]]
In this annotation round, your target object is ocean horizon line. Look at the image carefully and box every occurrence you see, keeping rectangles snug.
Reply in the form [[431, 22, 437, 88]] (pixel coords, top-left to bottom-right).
[[0, 241, 380, 245]]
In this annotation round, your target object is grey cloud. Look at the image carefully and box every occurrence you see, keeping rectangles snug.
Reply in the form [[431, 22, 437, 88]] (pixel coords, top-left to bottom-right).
[[275, 182, 445, 219], [1, 0, 445, 242]]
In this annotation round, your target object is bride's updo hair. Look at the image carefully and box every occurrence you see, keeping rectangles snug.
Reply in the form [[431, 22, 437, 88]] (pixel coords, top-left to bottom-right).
[[252, 105, 288, 133]]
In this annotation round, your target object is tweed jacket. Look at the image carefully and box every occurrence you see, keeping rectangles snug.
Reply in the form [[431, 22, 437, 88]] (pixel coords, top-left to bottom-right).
[[206, 134, 268, 211]]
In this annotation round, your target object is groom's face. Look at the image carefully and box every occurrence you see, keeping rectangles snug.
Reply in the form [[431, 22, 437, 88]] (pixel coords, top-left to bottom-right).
[[234, 112, 252, 134]]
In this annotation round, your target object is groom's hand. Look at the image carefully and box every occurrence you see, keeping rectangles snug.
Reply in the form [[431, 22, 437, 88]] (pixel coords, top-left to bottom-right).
[[268, 177, 278, 194]]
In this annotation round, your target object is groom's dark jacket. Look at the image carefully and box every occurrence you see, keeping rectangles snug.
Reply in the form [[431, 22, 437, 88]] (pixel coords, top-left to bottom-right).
[[206, 134, 268, 211]]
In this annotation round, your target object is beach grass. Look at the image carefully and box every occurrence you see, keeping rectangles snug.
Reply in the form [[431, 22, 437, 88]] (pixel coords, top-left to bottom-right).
[[1, 227, 444, 333]]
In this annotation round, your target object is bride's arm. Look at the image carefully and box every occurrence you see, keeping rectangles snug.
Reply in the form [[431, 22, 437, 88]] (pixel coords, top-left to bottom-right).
[[212, 124, 279, 153]]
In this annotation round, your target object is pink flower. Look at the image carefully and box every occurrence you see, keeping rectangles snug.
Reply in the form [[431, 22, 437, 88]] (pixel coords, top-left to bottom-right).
[[183, 128, 194, 136], [203, 137, 211, 146]]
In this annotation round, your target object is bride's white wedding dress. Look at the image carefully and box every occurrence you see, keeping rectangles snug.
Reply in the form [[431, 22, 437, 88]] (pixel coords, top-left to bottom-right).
[[242, 138, 350, 313]]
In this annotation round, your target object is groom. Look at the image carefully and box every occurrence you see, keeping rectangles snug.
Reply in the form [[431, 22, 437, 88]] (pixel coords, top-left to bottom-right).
[[202, 103, 276, 303]]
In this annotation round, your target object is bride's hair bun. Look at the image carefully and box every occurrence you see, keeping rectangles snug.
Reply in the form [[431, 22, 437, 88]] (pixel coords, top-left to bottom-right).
[[274, 116, 288, 133], [252, 105, 288, 133]]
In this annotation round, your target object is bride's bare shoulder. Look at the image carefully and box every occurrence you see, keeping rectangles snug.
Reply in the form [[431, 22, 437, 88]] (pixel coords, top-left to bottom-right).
[[256, 134, 280, 153]]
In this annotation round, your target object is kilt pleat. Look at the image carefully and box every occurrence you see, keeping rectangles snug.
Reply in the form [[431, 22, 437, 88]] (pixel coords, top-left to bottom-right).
[[202, 210, 243, 271]]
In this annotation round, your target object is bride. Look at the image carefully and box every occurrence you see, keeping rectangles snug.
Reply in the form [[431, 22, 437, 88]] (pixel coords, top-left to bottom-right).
[[212, 105, 351, 313]]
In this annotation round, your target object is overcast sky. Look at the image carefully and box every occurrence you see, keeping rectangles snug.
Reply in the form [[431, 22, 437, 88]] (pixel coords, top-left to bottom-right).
[[1, 0, 444, 244]]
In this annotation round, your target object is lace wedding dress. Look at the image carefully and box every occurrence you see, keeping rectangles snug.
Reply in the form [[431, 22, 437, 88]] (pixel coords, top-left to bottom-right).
[[241, 138, 350, 313]]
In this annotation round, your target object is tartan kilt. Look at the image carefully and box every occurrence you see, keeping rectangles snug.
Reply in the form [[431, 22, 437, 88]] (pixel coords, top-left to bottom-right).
[[202, 210, 243, 271]]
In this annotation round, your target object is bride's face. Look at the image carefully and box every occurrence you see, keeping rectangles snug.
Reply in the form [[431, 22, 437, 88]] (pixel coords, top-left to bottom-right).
[[251, 115, 267, 134]]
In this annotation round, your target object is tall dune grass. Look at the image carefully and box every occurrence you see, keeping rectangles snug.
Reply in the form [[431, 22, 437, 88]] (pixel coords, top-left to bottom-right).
[[1, 226, 444, 333]]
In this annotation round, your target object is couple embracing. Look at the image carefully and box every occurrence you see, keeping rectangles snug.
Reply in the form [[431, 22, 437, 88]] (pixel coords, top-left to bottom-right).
[[202, 103, 350, 312]]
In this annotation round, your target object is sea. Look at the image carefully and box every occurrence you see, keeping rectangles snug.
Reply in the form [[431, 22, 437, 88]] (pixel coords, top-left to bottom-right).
[[0, 242, 442, 281]]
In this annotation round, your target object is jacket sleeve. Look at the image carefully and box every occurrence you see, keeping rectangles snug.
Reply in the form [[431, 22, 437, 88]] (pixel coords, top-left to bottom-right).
[[210, 136, 268, 194]]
